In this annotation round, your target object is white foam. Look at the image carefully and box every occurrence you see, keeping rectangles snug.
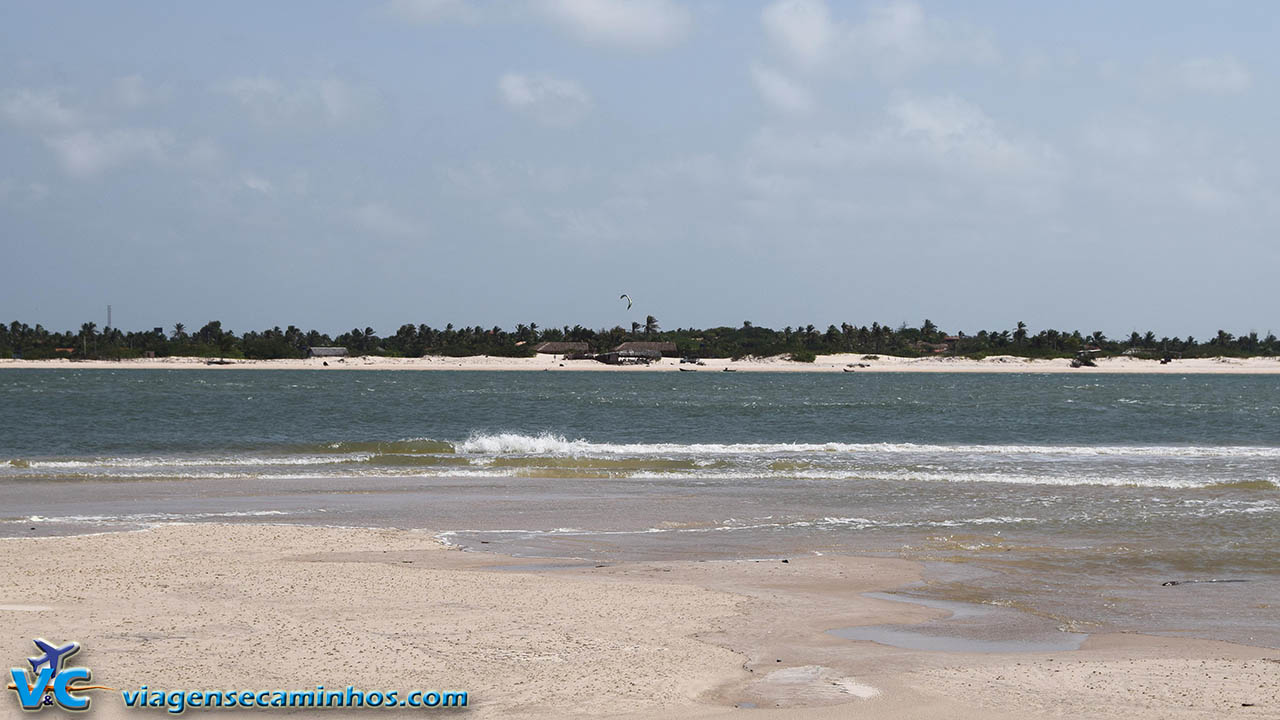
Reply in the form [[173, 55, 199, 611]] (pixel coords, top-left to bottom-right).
[[629, 469, 1225, 489], [19, 455, 369, 469], [21, 510, 292, 525], [452, 433, 1280, 459]]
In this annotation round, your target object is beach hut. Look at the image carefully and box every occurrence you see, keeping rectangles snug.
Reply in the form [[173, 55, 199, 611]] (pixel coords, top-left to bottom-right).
[[535, 342, 590, 355], [308, 346, 349, 358], [595, 349, 662, 365], [612, 341, 678, 357]]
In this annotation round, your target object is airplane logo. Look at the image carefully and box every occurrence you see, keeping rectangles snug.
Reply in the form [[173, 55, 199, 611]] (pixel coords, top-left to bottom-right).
[[28, 640, 79, 679], [8, 639, 109, 711]]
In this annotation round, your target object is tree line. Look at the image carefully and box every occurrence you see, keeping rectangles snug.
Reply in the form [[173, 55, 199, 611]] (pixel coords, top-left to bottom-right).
[[1, 317, 1276, 361]]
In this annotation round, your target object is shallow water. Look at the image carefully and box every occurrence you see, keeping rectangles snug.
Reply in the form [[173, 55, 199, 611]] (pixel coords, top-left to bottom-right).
[[830, 592, 1090, 653], [1, 369, 1276, 646]]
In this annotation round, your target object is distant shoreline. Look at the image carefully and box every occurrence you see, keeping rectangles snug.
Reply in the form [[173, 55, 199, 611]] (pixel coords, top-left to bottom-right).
[[4, 353, 1280, 374]]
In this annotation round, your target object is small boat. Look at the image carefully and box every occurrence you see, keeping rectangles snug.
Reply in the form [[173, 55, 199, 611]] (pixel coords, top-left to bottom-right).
[[722, 367, 737, 372], [843, 367, 855, 372], [679, 367, 696, 372]]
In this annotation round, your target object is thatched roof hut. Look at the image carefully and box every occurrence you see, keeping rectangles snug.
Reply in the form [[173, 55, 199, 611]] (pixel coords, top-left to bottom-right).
[[535, 342, 590, 354], [596, 349, 661, 365], [613, 341, 677, 357], [308, 346, 349, 358]]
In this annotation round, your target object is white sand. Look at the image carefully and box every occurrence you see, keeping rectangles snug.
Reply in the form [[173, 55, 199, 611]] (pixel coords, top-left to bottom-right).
[[2, 525, 1275, 719], [4, 353, 1280, 373]]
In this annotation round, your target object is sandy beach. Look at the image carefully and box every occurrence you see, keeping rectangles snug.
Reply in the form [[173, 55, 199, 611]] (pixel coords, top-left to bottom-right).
[[2, 524, 1275, 719], [4, 354, 1280, 374]]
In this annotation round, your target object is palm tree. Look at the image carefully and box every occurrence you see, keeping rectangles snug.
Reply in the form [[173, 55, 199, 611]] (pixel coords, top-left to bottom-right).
[[644, 315, 659, 337], [80, 322, 97, 356], [922, 318, 938, 341], [172, 323, 186, 341], [1013, 321, 1028, 346]]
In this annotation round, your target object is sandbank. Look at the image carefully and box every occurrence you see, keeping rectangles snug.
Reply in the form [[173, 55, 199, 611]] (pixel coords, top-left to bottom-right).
[[2, 524, 1274, 719], [3, 353, 1280, 374]]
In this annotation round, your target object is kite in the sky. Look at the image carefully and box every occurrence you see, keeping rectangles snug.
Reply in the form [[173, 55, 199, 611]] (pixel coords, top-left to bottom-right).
[[619, 294, 632, 310]]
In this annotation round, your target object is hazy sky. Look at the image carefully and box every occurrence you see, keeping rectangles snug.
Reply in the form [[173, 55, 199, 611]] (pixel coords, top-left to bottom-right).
[[2, 1, 1276, 338]]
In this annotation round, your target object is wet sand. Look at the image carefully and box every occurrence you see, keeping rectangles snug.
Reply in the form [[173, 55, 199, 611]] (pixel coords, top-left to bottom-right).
[[1, 524, 1274, 719]]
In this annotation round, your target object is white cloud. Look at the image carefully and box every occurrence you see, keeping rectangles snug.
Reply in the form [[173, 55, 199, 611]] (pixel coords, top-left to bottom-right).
[[219, 76, 285, 119], [382, 0, 692, 50], [28, 182, 51, 204], [540, 0, 691, 50], [348, 202, 425, 237], [1079, 118, 1161, 160], [242, 172, 274, 194], [888, 94, 1046, 174], [890, 94, 988, 144], [1, 88, 81, 129], [1178, 177, 1239, 211], [1178, 56, 1251, 94], [218, 76, 379, 127], [384, 0, 477, 23], [112, 75, 161, 109], [0, 179, 49, 206], [750, 65, 813, 114], [761, 0, 834, 70], [1077, 116, 1262, 218], [183, 138, 224, 171], [43, 128, 174, 178], [1, 84, 210, 179], [739, 94, 1061, 224], [498, 73, 592, 126], [760, 0, 996, 77], [315, 78, 370, 124], [852, 0, 997, 75]]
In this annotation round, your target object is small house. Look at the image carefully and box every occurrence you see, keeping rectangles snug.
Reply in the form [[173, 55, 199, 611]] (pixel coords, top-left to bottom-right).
[[596, 349, 661, 365], [535, 342, 590, 355], [308, 346, 349, 358], [613, 341, 677, 357]]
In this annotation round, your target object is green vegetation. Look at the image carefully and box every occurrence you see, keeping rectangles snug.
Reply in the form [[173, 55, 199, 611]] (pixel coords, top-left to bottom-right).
[[2, 318, 1277, 361]]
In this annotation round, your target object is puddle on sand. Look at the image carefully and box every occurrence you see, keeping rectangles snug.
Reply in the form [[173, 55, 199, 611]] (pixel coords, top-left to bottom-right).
[[480, 562, 603, 572], [733, 665, 881, 708], [829, 592, 1088, 653]]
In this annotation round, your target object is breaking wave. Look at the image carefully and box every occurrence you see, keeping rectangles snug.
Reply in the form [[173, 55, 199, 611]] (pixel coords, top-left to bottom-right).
[[451, 432, 1280, 459], [2, 432, 1276, 490]]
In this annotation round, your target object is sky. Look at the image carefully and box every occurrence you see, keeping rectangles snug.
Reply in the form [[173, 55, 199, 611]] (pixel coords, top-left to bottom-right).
[[2, 1, 1277, 339]]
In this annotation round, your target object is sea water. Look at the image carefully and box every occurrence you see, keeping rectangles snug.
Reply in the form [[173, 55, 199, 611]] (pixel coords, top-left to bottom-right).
[[1, 369, 1276, 646]]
